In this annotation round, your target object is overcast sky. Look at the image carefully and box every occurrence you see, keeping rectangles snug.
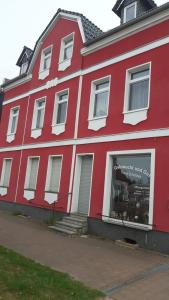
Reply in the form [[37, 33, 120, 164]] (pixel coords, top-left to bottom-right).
[[0, 0, 167, 84]]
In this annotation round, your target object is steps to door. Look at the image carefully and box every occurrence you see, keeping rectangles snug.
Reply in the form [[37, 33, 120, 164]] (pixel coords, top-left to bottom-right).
[[49, 213, 88, 236]]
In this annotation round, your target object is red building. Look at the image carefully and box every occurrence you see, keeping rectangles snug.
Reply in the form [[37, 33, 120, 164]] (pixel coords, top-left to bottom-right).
[[1, 0, 169, 253]]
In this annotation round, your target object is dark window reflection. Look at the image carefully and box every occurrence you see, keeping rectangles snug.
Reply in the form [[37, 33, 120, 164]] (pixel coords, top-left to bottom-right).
[[110, 154, 151, 225]]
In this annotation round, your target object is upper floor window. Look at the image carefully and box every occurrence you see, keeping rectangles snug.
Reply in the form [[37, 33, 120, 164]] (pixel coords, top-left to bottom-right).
[[123, 63, 151, 125], [39, 46, 52, 80], [52, 90, 69, 135], [7, 107, 19, 143], [124, 2, 137, 23], [31, 98, 46, 139], [88, 76, 110, 131], [58, 33, 74, 71]]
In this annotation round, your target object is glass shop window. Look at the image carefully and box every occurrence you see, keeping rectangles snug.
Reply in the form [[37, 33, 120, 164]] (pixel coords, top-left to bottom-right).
[[110, 154, 151, 225]]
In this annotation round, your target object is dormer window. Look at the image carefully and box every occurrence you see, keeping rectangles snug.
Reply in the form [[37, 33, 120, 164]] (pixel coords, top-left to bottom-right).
[[20, 62, 28, 75], [124, 2, 137, 23], [39, 45, 52, 80]]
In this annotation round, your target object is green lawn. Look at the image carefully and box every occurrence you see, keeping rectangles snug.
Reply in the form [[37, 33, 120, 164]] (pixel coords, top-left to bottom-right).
[[0, 245, 103, 300]]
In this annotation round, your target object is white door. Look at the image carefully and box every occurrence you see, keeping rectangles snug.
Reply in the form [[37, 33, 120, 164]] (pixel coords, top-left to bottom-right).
[[77, 156, 93, 215]]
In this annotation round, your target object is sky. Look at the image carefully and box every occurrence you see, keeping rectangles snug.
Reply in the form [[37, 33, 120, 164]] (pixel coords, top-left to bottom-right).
[[0, 0, 167, 84]]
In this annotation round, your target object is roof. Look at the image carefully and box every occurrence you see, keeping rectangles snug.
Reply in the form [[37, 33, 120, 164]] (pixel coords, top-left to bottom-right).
[[113, 0, 157, 17], [16, 46, 33, 67], [85, 2, 169, 47]]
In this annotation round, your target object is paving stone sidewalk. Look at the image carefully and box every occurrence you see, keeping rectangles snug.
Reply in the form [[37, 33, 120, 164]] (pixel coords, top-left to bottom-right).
[[0, 210, 169, 299]]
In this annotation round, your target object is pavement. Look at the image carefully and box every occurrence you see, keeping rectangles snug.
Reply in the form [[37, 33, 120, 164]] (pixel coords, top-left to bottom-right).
[[0, 210, 169, 300]]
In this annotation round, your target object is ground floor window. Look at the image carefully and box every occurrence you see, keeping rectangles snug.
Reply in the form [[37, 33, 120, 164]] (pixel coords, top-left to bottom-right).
[[103, 150, 154, 228]]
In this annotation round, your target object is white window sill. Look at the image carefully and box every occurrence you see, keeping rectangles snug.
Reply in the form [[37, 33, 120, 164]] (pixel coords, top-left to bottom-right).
[[0, 187, 7, 196], [88, 117, 107, 131], [31, 128, 42, 139], [38, 69, 50, 80], [58, 59, 71, 71], [102, 216, 152, 231], [123, 108, 148, 125], [44, 192, 58, 204], [6, 133, 15, 143], [24, 189, 35, 201], [52, 124, 65, 135]]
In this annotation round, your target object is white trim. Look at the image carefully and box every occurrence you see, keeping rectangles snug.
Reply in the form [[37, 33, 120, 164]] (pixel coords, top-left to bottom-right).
[[124, 2, 137, 23], [102, 149, 155, 230], [71, 153, 94, 216], [1, 127, 169, 152], [3, 74, 32, 92], [81, 8, 169, 55], [3, 35, 169, 106]]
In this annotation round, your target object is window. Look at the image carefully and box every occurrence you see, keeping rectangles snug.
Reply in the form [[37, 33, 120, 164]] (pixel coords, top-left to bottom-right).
[[7, 107, 19, 138], [31, 98, 46, 138], [123, 63, 151, 125], [58, 33, 74, 71], [88, 76, 110, 131], [0, 159, 12, 188], [55, 91, 68, 124], [24, 157, 39, 191], [103, 150, 155, 230], [124, 2, 137, 23], [39, 46, 52, 79], [20, 62, 28, 75], [52, 90, 68, 135], [45, 156, 62, 192]]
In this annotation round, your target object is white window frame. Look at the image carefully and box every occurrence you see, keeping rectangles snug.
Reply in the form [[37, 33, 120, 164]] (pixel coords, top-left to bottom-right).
[[31, 97, 46, 139], [39, 45, 53, 80], [24, 156, 40, 201], [0, 158, 12, 196], [44, 155, 63, 204], [7, 106, 20, 143], [123, 62, 151, 125], [52, 89, 69, 135], [88, 75, 111, 131], [102, 149, 155, 231], [124, 2, 137, 23], [58, 33, 74, 71]]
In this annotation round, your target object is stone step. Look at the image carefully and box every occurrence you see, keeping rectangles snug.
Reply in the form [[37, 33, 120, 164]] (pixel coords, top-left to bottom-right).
[[63, 215, 87, 225], [49, 225, 76, 236], [56, 220, 87, 234]]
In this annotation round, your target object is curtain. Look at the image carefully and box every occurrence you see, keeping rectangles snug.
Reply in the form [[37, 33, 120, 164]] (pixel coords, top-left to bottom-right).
[[129, 79, 149, 110]]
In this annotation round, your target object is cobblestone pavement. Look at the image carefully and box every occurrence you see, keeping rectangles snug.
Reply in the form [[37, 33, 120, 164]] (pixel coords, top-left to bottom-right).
[[0, 210, 169, 299]]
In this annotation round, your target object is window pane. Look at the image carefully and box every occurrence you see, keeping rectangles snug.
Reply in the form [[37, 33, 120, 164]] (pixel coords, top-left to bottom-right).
[[57, 102, 67, 124], [93, 91, 108, 117], [110, 154, 151, 225], [126, 5, 135, 22], [2, 159, 12, 187], [129, 79, 149, 110], [11, 116, 17, 134], [36, 108, 44, 128], [48, 157, 61, 192], [43, 56, 51, 70], [64, 45, 73, 60], [131, 69, 149, 80], [28, 158, 39, 190], [96, 81, 109, 90]]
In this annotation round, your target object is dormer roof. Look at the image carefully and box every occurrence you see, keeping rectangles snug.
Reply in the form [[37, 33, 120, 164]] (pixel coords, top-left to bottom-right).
[[16, 46, 33, 67]]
